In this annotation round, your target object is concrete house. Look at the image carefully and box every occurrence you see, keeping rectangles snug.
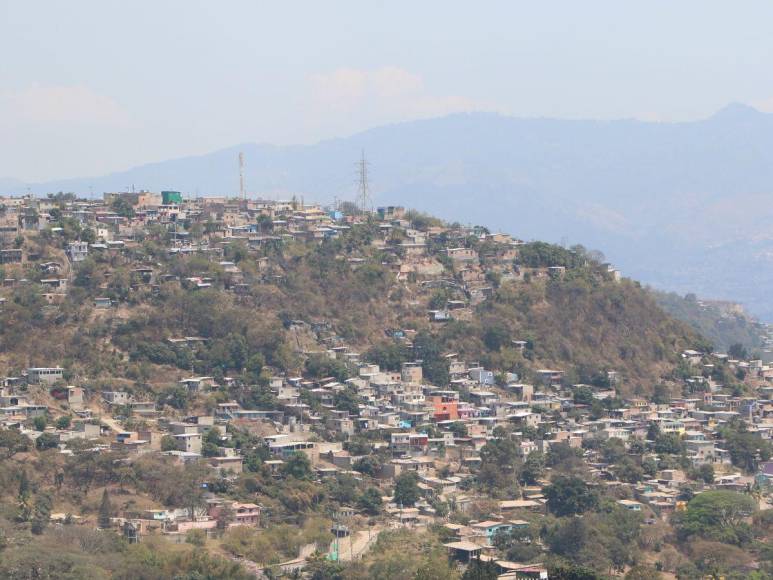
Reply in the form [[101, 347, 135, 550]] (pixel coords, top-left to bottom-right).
[[27, 367, 64, 385]]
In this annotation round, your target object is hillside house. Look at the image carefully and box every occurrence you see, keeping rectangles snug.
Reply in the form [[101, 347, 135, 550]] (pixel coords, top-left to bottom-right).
[[26, 367, 64, 385], [535, 369, 564, 387]]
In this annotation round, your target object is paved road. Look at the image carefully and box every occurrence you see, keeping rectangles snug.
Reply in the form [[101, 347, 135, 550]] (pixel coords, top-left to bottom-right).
[[331, 527, 382, 562]]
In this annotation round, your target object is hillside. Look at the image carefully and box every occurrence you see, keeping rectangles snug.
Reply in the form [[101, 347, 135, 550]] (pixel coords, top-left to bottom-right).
[[0, 206, 703, 398], [0, 197, 771, 580], [7, 104, 773, 319], [654, 290, 768, 355]]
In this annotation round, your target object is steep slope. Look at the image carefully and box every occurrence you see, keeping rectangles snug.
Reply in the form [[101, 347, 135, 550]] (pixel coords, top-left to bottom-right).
[[0, 215, 703, 397], [653, 290, 767, 354]]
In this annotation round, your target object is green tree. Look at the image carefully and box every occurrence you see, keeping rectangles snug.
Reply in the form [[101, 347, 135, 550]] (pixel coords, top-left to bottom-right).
[[625, 565, 662, 580], [674, 490, 756, 546], [461, 557, 499, 580], [691, 464, 714, 484], [35, 432, 59, 450], [30, 492, 52, 535], [493, 526, 541, 563], [720, 419, 772, 472], [573, 386, 595, 406], [110, 197, 135, 218], [98, 488, 112, 529], [333, 386, 361, 416], [547, 562, 600, 580], [601, 438, 626, 464], [652, 384, 671, 405], [728, 343, 748, 359], [0, 428, 31, 458], [365, 341, 410, 372], [546, 442, 583, 468], [545, 475, 599, 517], [353, 455, 382, 477], [161, 435, 179, 452], [55, 415, 72, 430], [282, 452, 313, 480], [394, 471, 420, 507], [357, 487, 383, 515], [33, 415, 47, 431], [483, 324, 509, 351], [521, 451, 545, 485], [653, 432, 685, 455], [18, 470, 31, 502]]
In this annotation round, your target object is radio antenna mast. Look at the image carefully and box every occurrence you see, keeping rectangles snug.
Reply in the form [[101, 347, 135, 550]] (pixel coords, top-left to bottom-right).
[[239, 152, 246, 200], [356, 150, 372, 213]]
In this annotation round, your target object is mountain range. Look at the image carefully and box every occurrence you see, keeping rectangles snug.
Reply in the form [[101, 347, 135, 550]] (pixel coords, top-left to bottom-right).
[[4, 103, 773, 319]]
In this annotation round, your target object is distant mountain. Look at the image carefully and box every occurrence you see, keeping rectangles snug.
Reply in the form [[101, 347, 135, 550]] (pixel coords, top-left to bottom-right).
[[5, 103, 773, 318]]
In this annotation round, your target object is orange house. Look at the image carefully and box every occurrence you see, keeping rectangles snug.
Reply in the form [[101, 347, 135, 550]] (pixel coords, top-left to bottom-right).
[[432, 395, 459, 421]]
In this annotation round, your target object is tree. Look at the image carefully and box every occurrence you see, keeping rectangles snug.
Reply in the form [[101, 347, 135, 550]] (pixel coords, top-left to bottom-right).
[[329, 474, 359, 505], [178, 463, 210, 520], [110, 197, 135, 218], [728, 343, 748, 360], [393, 471, 420, 507], [98, 488, 112, 529], [675, 490, 756, 546], [245, 352, 265, 381], [305, 354, 349, 382], [462, 557, 499, 580], [614, 457, 645, 484], [282, 452, 313, 480], [625, 565, 662, 580], [413, 331, 449, 385], [216, 503, 235, 530], [333, 387, 360, 416], [18, 470, 31, 502], [720, 419, 772, 472], [520, 451, 545, 485], [161, 434, 178, 452], [55, 415, 72, 430], [493, 526, 541, 563], [35, 432, 59, 450], [653, 432, 685, 455], [545, 475, 598, 517], [448, 421, 468, 439], [601, 438, 626, 464], [480, 437, 520, 472], [33, 415, 47, 431], [652, 384, 671, 405], [353, 455, 382, 477], [202, 427, 222, 457], [573, 386, 595, 406], [547, 562, 599, 580], [202, 442, 220, 457], [0, 428, 31, 458], [357, 487, 383, 515], [483, 324, 509, 351], [691, 464, 714, 484], [30, 492, 52, 535], [365, 341, 410, 372]]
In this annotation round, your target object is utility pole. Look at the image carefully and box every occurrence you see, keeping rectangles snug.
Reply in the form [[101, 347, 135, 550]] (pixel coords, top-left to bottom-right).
[[356, 150, 372, 214]]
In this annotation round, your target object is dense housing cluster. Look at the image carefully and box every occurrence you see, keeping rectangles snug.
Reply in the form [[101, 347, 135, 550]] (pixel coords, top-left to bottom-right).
[[0, 191, 771, 579]]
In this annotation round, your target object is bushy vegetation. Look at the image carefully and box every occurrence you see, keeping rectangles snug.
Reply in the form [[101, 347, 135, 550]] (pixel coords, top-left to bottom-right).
[[654, 291, 766, 354]]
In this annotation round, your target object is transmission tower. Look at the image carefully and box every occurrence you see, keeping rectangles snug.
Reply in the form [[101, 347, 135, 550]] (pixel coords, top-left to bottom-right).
[[239, 151, 246, 200], [356, 150, 373, 213]]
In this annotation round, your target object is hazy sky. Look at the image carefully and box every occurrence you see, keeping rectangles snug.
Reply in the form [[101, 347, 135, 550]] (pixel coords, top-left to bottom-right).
[[3, 0, 773, 182]]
